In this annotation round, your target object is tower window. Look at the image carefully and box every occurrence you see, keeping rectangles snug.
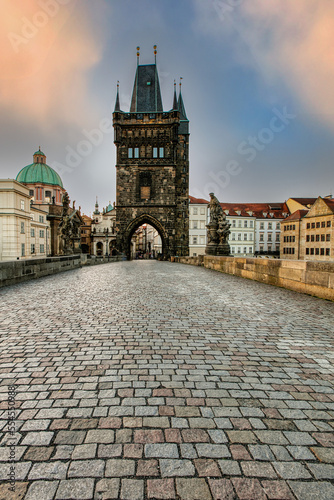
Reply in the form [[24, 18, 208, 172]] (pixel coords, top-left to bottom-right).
[[153, 147, 158, 158], [159, 147, 164, 158], [128, 148, 133, 158], [134, 147, 139, 158]]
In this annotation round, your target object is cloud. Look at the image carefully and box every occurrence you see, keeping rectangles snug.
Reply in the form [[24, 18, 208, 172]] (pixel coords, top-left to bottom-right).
[[194, 0, 334, 132], [0, 0, 103, 129]]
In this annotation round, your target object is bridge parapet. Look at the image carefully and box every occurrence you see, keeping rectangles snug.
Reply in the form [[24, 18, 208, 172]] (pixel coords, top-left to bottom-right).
[[175, 255, 334, 301]]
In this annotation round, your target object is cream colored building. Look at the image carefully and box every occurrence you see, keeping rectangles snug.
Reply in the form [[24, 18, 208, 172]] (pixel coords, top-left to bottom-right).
[[189, 196, 208, 256], [0, 180, 50, 261], [91, 200, 117, 256], [280, 196, 334, 261]]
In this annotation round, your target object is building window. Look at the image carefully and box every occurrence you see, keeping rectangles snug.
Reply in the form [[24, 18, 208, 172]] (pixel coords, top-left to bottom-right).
[[268, 234, 272, 242], [249, 247, 252, 253], [276, 245, 279, 252], [31, 228, 35, 237], [244, 220, 248, 228], [310, 248, 314, 255], [31, 244, 35, 254], [39, 215, 44, 223], [306, 248, 309, 255], [200, 221, 205, 229], [327, 221, 331, 227], [311, 223, 315, 228], [193, 221, 198, 229], [326, 248, 330, 256], [29, 190, 34, 197], [21, 243, 25, 257], [238, 234, 241, 241], [45, 190, 51, 199], [316, 235, 320, 242], [268, 245, 272, 252], [134, 147, 139, 158], [260, 222, 264, 230], [260, 246, 264, 252], [311, 235, 315, 242], [320, 248, 325, 255], [40, 244, 45, 253], [268, 222, 272, 230], [153, 147, 158, 158], [231, 247, 235, 254], [316, 222, 320, 228], [193, 207, 198, 215], [249, 233, 253, 240], [20, 200, 25, 211], [200, 207, 205, 215], [321, 221, 326, 228], [321, 234, 325, 242], [237, 247, 241, 253], [232, 220, 236, 227], [276, 233, 280, 241], [259, 234, 264, 242], [326, 234, 331, 241], [139, 171, 152, 200], [315, 248, 319, 255], [238, 220, 242, 227], [276, 222, 280, 229], [307, 223, 310, 229], [128, 148, 133, 158], [250, 220, 254, 228], [21, 222, 25, 233], [193, 237, 197, 244], [40, 230, 45, 238], [244, 234, 247, 241], [159, 147, 164, 158], [232, 233, 235, 240], [200, 236, 205, 245], [243, 247, 247, 253]]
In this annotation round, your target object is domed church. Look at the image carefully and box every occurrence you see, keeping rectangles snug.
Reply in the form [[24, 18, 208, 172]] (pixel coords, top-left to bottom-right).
[[16, 148, 65, 207]]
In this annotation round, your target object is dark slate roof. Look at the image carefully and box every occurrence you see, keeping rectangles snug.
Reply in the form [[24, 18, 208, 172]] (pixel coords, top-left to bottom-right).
[[130, 64, 163, 113], [178, 90, 189, 134], [114, 86, 120, 112]]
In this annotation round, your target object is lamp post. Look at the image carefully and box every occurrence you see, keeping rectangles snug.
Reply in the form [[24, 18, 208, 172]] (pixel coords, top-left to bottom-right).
[[104, 227, 109, 260], [143, 224, 147, 258]]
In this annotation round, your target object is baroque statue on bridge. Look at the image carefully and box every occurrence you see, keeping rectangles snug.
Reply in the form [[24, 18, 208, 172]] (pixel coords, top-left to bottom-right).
[[205, 193, 231, 256], [58, 192, 82, 255]]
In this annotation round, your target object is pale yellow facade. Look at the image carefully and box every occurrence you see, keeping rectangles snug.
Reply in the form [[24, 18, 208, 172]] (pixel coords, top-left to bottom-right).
[[0, 180, 50, 261]]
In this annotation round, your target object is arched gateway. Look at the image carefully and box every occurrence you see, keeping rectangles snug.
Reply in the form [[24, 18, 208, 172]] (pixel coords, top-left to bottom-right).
[[113, 48, 189, 259]]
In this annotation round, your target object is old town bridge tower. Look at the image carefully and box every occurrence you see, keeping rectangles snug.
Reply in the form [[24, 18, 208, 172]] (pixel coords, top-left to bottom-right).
[[113, 48, 189, 259]]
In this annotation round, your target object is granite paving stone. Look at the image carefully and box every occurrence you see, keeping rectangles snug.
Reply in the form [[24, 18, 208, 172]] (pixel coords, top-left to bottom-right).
[[0, 261, 333, 499]]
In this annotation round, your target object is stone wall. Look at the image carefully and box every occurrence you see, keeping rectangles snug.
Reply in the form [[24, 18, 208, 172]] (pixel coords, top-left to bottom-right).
[[0, 255, 124, 288], [175, 255, 334, 301]]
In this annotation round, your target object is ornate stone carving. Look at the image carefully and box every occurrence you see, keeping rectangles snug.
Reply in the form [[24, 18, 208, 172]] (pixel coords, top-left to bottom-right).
[[58, 192, 82, 255], [205, 193, 231, 256]]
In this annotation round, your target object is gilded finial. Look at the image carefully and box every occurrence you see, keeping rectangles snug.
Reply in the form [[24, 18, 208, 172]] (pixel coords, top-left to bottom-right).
[[136, 46, 140, 65], [179, 77, 183, 90], [117, 80, 119, 89], [154, 44, 157, 63]]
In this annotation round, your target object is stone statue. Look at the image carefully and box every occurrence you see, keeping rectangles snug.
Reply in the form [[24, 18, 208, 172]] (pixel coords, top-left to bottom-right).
[[205, 193, 231, 256], [58, 192, 81, 255]]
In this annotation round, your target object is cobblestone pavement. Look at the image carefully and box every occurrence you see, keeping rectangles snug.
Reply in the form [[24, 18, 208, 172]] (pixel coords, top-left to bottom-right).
[[0, 261, 334, 500]]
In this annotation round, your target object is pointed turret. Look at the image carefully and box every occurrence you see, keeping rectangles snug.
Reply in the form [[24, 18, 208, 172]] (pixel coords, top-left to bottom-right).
[[172, 80, 178, 110], [177, 79, 189, 134], [114, 81, 120, 112]]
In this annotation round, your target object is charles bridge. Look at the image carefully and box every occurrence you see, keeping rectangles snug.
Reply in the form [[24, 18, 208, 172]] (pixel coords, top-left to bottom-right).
[[0, 260, 334, 500]]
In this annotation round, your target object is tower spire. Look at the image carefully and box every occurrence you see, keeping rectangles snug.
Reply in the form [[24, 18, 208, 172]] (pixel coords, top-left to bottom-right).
[[114, 81, 120, 112], [173, 80, 178, 110]]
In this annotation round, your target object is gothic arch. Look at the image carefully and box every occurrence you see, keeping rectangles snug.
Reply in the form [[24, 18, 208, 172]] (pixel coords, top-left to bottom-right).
[[125, 214, 167, 259]]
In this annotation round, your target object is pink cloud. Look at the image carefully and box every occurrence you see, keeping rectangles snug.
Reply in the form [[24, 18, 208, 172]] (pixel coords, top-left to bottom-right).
[[0, 0, 103, 128]]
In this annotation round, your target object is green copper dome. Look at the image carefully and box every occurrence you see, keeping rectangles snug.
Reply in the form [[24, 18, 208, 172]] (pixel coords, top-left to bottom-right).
[[16, 162, 63, 188]]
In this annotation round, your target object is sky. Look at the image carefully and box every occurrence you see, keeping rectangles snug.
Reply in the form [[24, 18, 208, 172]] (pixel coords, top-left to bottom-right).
[[1, 0, 333, 216]]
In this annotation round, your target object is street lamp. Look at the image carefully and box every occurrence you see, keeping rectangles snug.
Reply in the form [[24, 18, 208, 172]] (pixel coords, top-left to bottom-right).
[[104, 227, 109, 259], [142, 224, 147, 258]]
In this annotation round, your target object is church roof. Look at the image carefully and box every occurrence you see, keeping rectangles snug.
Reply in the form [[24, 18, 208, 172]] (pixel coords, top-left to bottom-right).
[[130, 64, 163, 113], [16, 162, 63, 188]]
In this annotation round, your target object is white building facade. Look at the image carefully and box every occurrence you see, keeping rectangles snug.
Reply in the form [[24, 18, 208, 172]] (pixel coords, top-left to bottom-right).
[[189, 197, 289, 257], [0, 180, 50, 261]]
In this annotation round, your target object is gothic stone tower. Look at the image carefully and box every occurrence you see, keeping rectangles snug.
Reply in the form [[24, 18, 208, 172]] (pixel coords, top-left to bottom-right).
[[113, 49, 189, 259]]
